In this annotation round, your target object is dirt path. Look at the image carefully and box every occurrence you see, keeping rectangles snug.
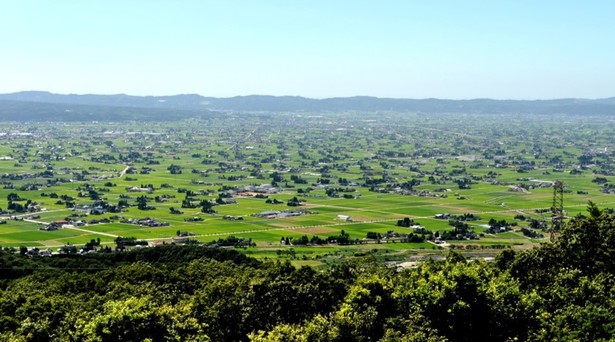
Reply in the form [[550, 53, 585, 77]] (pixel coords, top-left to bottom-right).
[[118, 165, 130, 178], [63, 226, 118, 238], [146, 201, 615, 241], [22, 219, 49, 225], [14, 201, 615, 248]]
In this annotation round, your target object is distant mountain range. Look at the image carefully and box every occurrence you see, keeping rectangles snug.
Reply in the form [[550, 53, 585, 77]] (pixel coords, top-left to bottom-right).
[[1, 91, 614, 121]]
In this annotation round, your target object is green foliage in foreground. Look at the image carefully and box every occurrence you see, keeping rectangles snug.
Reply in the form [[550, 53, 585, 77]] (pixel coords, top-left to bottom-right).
[[1, 204, 615, 341]]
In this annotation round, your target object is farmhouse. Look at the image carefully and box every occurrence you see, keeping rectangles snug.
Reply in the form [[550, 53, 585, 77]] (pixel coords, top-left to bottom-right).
[[255, 209, 309, 219], [277, 210, 303, 218], [90, 205, 106, 215], [508, 185, 527, 193], [120, 218, 170, 227], [172, 236, 188, 244], [220, 197, 237, 204], [42, 220, 70, 231], [241, 184, 279, 194], [256, 211, 281, 219], [73, 204, 91, 214], [41, 224, 58, 231], [336, 215, 351, 221], [126, 186, 153, 193]]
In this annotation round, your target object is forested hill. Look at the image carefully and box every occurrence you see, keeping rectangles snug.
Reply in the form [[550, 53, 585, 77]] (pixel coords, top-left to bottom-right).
[[0, 100, 216, 121], [1, 204, 614, 341], [1, 91, 615, 119]]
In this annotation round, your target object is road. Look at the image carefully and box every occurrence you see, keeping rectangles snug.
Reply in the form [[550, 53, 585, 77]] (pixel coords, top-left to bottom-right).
[[16, 210, 119, 239], [63, 225, 118, 238], [147, 200, 615, 242], [11, 200, 615, 248], [118, 165, 130, 178], [228, 127, 258, 150]]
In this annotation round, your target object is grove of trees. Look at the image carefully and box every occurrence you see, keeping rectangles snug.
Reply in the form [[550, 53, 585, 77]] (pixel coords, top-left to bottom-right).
[[0, 203, 614, 341]]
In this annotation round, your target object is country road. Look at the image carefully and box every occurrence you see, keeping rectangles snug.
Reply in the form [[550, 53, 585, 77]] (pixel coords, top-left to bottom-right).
[[64, 226, 118, 238], [118, 165, 130, 178], [228, 127, 258, 150], [12, 200, 615, 248]]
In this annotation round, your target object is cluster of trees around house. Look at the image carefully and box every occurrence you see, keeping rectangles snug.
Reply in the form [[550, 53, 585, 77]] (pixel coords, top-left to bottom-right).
[[396, 217, 415, 227], [282, 230, 426, 246], [114, 236, 148, 251], [282, 231, 356, 245], [0, 202, 614, 341], [210, 235, 254, 247], [365, 231, 425, 243], [5, 193, 38, 213], [438, 220, 480, 240]]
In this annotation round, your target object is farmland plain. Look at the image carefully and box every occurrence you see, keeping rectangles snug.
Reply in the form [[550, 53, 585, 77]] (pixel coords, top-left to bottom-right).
[[1, 112, 614, 266]]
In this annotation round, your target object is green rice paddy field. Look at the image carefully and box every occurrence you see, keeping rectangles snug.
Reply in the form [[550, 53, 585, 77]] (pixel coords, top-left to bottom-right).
[[1, 114, 614, 264]]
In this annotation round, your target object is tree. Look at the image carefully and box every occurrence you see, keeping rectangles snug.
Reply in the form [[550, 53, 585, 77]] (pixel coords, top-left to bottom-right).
[[287, 197, 301, 207], [168, 164, 182, 174], [332, 273, 396, 341], [397, 217, 413, 227], [269, 172, 283, 183], [74, 296, 208, 341], [201, 200, 215, 214], [7, 193, 22, 201], [136, 195, 153, 210], [556, 201, 615, 275]]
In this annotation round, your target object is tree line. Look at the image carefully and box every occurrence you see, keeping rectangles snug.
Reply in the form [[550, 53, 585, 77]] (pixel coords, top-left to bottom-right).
[[0, 202, 614, 341]]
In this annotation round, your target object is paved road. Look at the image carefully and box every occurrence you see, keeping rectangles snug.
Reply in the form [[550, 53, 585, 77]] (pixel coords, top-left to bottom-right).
[[228, 127, 258, 150], [15, 210, 119, 239], [12, 200, 615, 248], [145, 201, 615, 241]]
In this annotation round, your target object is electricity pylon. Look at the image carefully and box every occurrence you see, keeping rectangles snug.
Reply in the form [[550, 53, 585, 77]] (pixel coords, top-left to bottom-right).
[[550, 180, 564, 242]]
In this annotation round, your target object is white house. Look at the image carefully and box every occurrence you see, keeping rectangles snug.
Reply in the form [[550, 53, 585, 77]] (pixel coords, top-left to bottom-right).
[[336, 215, 351, 221]]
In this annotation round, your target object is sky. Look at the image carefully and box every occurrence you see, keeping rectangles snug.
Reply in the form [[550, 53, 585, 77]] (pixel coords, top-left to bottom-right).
[[1, 1, 614, 99]]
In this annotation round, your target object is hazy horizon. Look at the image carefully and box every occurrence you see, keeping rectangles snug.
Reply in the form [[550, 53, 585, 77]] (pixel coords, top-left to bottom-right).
[[4, 89, 615, 102]]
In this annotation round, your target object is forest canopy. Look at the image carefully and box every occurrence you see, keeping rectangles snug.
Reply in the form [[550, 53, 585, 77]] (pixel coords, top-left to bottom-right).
[[0, 203, 614, 341]]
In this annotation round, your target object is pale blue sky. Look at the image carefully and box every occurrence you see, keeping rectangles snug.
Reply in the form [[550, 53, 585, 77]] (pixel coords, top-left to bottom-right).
[[1, 1, 614, 99]]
